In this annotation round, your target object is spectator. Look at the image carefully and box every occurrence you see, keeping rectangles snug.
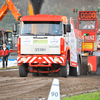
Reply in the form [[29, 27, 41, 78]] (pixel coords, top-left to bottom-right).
[[0, 43, 10, 68], [83, 21, 95, 29]]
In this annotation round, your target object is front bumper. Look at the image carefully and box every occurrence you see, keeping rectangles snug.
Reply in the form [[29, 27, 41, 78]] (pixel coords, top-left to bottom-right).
[[17, 55, 66, 67]]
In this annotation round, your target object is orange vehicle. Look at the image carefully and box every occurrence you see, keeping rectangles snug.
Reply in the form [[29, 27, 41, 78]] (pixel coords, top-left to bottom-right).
[[0, 0, 21, 21], [75, 9, 100, 74], [0, 0, 21, 48], [13, 14, 82, 77]]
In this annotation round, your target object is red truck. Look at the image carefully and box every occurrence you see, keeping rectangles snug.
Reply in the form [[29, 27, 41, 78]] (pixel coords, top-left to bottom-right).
[[75, 10, 100, 74], [14, 14, 82, 77]]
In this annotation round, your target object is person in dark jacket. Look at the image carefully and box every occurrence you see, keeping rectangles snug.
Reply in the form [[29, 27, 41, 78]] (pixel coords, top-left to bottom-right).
[[0, 43, 10, 68]]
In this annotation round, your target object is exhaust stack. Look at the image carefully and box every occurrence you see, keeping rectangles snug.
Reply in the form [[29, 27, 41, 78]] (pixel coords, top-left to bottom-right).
[[29, 0, 44, 15]]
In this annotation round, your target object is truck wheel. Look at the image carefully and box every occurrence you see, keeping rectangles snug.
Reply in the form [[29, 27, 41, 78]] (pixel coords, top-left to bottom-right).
[[60, 60, 69, 77], [77, 57, 81, 76], [32, 73, 39, 76], [70, 57, 80, 76], [19, 65, 28, 77]]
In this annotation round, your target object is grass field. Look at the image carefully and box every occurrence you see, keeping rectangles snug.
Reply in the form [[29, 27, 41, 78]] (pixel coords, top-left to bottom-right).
[[62, 92, 100, 100], [0, 66, 18, 70]]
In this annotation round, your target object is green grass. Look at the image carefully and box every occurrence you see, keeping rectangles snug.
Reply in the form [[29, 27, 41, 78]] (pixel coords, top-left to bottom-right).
[[62, 92, 100, 100], [0, 66, 18, 70]]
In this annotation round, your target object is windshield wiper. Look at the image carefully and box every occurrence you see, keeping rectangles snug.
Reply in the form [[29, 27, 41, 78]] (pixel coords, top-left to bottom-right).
[[22, 33, 35, 36], [45, 33, 52, 35]]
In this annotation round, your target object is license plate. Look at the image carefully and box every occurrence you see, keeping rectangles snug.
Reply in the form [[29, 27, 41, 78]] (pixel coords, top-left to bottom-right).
[[35, 48, 46, 51]]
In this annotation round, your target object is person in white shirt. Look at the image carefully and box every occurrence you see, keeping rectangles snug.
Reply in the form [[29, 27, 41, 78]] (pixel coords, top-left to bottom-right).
[[83, 21, 95, 29]]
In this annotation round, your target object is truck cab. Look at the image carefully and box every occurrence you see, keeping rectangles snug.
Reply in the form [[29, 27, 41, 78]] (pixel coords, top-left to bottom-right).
[[16, 14, 82, 77], [76, 11, 99, 55]]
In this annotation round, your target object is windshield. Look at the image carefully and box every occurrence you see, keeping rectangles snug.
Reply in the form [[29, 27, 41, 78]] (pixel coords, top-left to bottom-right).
[[20, 21, 62, 36], [79, 20, 95, 29]]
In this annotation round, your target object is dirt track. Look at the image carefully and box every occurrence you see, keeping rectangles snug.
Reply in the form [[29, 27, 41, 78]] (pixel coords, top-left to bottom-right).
[[0, 70, 100, 100]]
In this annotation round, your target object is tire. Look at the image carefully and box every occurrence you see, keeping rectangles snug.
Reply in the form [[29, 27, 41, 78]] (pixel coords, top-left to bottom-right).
[[60, 60, 69, 77], [32, 73, 39, 76], [70, 57, 81, 76], [77, 56, 81, 76], [19, 65, 28, 77]]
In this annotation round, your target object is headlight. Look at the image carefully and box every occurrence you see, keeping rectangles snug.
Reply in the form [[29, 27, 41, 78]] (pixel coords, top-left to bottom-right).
[[54, 57, 60, 62], [21, 57, 26, 62]]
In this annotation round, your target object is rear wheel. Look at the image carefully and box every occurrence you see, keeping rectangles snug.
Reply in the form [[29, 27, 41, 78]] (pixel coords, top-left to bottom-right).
[[70, 57, 81, 76], [60, 60, 70, 77], [77, 57, 81, 76], [19, 65, 28, 77]]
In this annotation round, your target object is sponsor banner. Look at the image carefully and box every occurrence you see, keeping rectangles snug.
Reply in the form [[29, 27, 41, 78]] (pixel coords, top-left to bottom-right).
[[0, 59, 17, 68], [50, 38, 58, 45], [21, 36, 60, 54], [23, 38, 31, 44], [82, 42, 94, 51], [21, 37, 32, 45], [33, 39, 48, 44], [82, 35, 96, 41], [71, 61, 77, 67]]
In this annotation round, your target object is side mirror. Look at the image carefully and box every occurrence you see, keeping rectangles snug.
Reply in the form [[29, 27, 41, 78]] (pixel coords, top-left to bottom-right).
[[64, 25, 66, 34], [66, 24, 71, 32], [13, 23, 17, 35]]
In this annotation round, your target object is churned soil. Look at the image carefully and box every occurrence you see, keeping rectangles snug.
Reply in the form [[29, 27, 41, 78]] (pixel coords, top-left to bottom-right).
[[0, 70, 100, 100]]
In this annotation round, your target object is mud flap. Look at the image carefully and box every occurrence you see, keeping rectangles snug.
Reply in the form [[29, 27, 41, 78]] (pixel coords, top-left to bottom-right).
[[92, 51, 100, 74], [96, 56, 100, 74]]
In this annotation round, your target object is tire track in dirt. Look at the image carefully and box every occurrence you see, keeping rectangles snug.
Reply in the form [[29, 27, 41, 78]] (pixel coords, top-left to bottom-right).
[[0, 70, 100, 100], [0, 76, 52, 100]]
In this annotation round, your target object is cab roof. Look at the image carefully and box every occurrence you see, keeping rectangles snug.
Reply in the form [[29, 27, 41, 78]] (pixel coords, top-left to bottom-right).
[[21, 14, 68, 23]]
